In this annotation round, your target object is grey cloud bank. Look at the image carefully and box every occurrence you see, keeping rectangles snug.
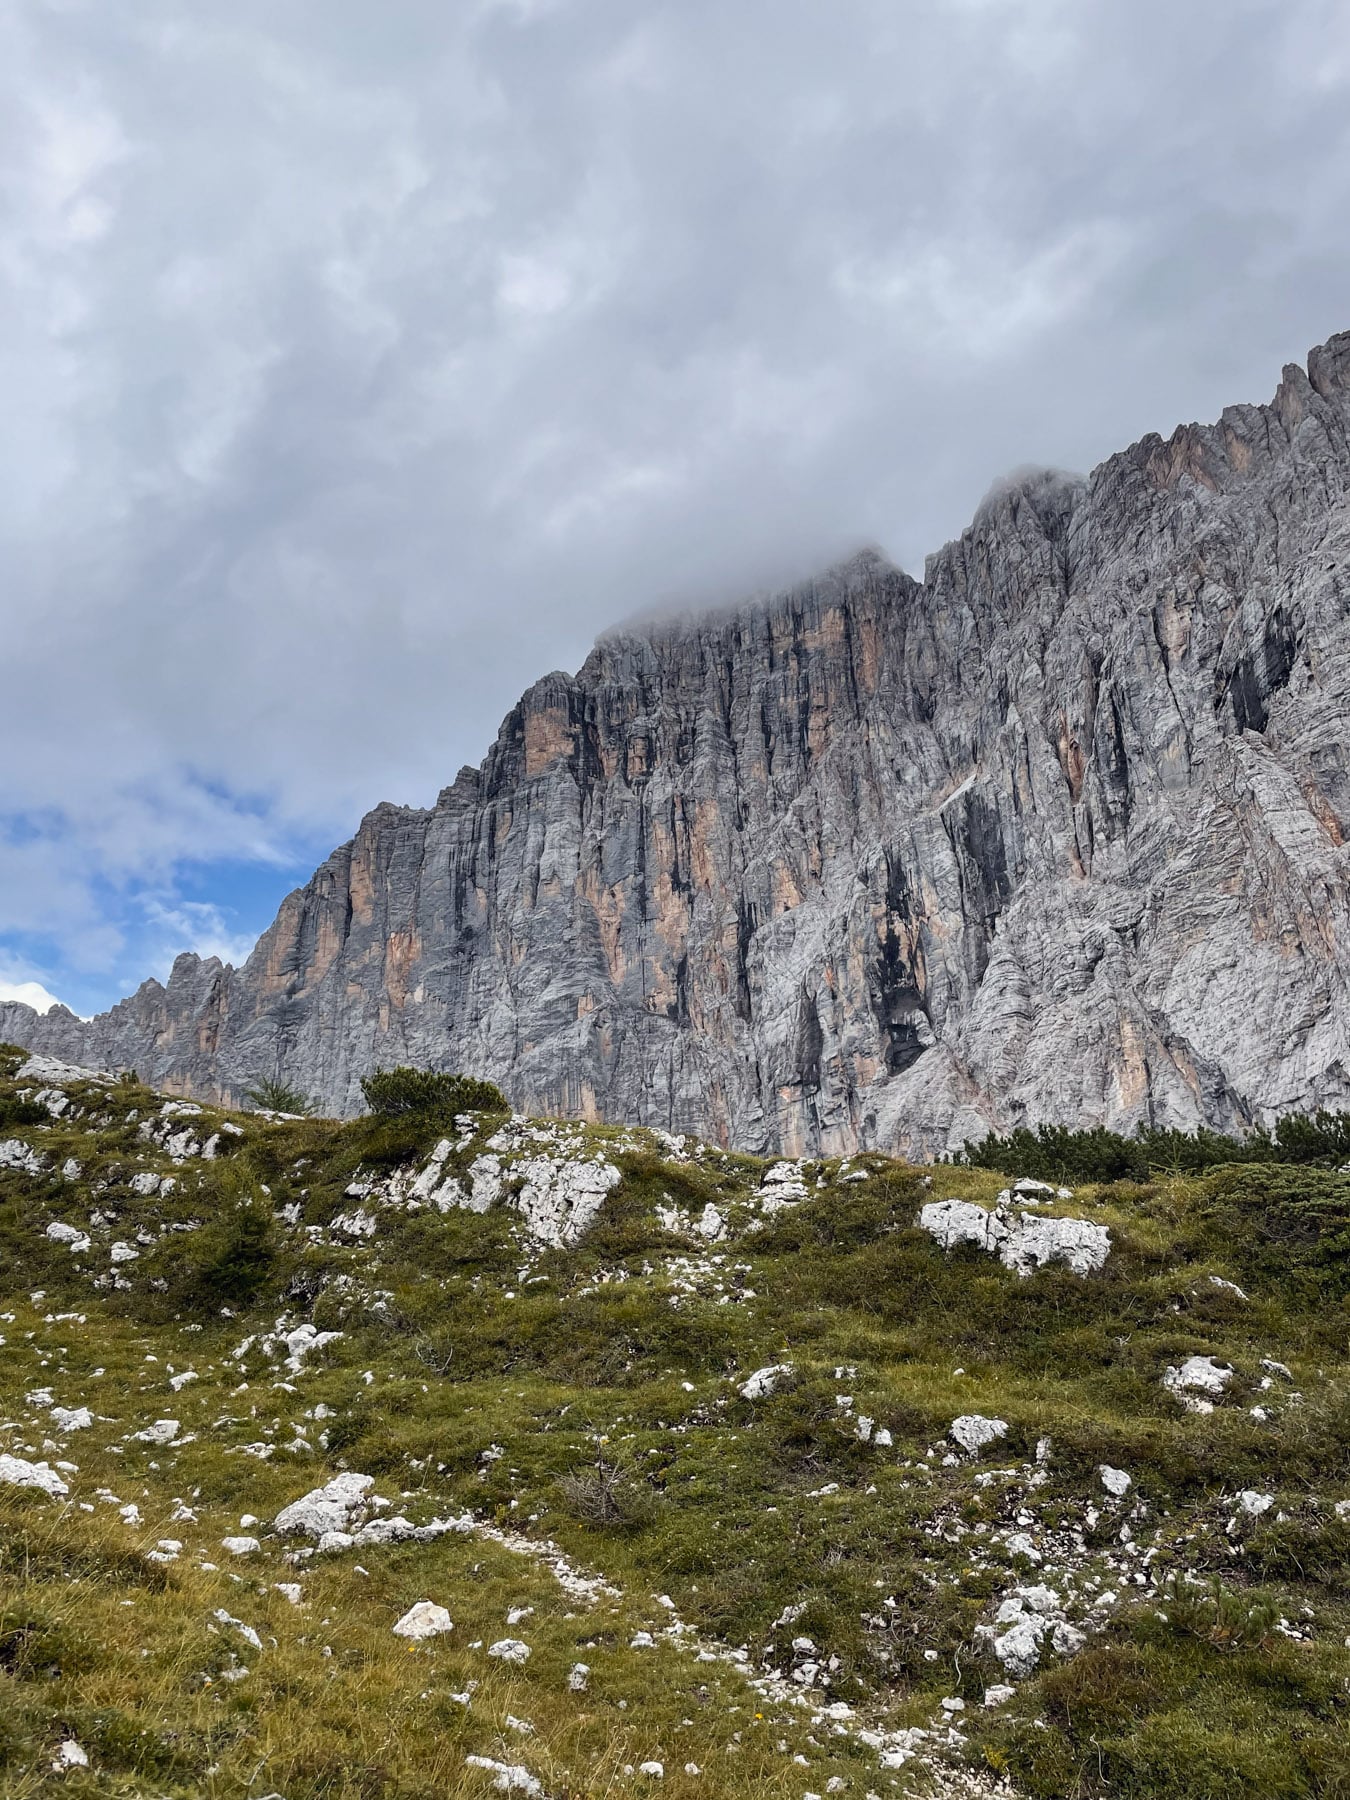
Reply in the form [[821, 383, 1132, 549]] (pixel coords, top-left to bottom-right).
[[3, 0, 1349, 1009]]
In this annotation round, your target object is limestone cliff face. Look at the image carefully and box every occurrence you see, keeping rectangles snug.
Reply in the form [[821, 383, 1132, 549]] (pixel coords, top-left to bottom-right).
[[8, 335, 1350, 1153]]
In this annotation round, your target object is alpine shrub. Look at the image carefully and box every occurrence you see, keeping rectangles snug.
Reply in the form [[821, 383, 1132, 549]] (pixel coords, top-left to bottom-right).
[[359, 1066, 507, 1119]]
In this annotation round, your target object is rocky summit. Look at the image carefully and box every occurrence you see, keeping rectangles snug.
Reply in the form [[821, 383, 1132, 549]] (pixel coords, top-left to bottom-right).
[[7, 334, 1350, 1153]]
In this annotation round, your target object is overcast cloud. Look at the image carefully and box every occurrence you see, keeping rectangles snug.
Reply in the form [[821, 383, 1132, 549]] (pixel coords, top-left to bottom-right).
[[3, 0, 1349, 1015]]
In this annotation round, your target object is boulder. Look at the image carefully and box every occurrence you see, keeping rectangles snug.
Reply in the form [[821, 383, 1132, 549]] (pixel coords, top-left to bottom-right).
[[739, 1363, 794, 1401], [949, 1415, 1009, 1455], [392, 1601, 454, 1640], [0, 1454, 69, 1497]]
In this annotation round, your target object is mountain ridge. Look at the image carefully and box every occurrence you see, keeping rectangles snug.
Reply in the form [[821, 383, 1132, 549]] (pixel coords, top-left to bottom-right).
[[6, 332, 1350, 1152]]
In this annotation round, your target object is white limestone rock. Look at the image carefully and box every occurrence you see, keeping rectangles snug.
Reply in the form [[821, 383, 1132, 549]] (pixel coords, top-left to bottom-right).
[[1099, 1465, 1132, 1498], [919, 1198, 1006, 1255], [463, 1153, 503, 1212], [22, 1053, 113, 1086], [739, 1363, 794, 1401], [1163, 1356, 1233, 1412], [1005, 1213, 1111, 1277], [275, 1472, 376, 1538], [464, 1757, 543, 1796], [512, 1153, 622, 1247], [0, 1454, 69, 1497], [488, 1637, 531, 1664], [990, 1615, 1046, 1678], [282, 1323, 344, 1372], [330, 1208, 378, 1239], [918, 1198, 1110, 1278], [392, 1600, 454, 1640], [131, 1419, 180, 1445], [410, 1139, 455, 1202], [758, 1161, 811, 1210], [981, 1584, 1074, 1677], [45, 1221, 91, 1253], [0, 1139, 46, 1175], [949, 1414, 1009, 1455]]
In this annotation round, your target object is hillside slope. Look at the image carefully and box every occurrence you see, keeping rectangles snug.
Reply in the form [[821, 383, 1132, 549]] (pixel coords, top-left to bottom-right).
[[4, 333, 1350, 1153], [2, 1046, 1350, 1797]]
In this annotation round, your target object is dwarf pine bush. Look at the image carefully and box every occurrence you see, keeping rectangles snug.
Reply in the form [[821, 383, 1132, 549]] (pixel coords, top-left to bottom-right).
[[358, 1065, 508, 1120], [242, 1076, 314, 1115]]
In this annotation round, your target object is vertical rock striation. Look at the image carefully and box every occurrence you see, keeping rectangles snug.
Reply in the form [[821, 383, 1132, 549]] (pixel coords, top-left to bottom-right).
[[7, 335, 1350, 1153]]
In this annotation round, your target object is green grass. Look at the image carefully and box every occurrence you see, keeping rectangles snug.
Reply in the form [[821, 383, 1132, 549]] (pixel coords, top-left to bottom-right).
[[1, 1052, 1349, 1796]]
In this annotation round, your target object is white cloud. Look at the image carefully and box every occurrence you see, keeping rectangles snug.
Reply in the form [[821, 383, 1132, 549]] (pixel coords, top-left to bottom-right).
[[141, 900, 261, 975], [0, 976, 69, 1016]]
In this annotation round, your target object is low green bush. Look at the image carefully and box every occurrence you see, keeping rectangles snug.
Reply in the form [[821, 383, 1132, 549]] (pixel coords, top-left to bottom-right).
[[955, 1108, 1350, 1183], [242, 1076, 314, 1115], [145, 1165, 283, 1318], [358, 1065, 508, 1120], [0, 1096, 47, 1128], [1192, 1166, 1350, 1303]]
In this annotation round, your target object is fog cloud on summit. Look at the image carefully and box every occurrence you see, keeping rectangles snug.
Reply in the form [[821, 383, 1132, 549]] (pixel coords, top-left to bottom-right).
[[4, 0, 1349, 1014]]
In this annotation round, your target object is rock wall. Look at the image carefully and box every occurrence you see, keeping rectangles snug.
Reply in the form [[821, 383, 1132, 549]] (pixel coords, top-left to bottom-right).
[[7, 334, 1350, 1153]]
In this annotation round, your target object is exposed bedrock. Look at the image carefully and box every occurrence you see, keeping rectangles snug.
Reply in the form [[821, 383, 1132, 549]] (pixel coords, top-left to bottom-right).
[[7, 335, 1350, 1153]]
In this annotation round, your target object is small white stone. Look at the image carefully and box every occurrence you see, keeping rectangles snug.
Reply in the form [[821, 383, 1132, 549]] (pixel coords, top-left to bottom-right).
[[131, 1419, 180, 1445], [53, 1740, 89, 1770], [739, 1363, 794, 1401], [1207, 1275, 1248, 1299], [221, 1536, 261, 1556], [949, 1414, 1008, 1455], [992, 1616, 1046, 1677], [1099, 1465, 1132, 1497], [464, 1755, 543, 1795], [487, 1637, 531, 1664], [1163, 1356, 1232, 1408], [392, 1600, 454, 1640]]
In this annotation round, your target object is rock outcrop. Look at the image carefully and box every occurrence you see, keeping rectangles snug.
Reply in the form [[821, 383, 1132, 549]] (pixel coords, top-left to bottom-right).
[[6, 335, 1350, 1153]]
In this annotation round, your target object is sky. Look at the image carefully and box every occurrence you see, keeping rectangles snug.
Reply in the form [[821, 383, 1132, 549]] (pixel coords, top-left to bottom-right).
[[3, 0, 1349, 1019]]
